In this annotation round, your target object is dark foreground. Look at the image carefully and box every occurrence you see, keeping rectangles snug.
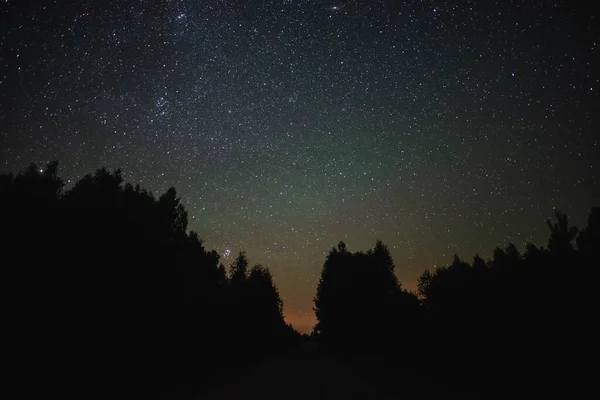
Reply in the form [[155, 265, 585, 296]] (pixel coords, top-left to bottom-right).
[[192, 341, 484, 400], [197, 342, 400, 400]]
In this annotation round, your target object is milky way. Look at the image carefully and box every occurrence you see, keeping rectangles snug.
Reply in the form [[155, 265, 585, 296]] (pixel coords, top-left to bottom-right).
[[1, 0, 598, 332]]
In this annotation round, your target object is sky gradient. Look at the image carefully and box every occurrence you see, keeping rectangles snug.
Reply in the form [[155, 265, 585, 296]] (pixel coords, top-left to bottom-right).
[[1, 0, 598, 333]]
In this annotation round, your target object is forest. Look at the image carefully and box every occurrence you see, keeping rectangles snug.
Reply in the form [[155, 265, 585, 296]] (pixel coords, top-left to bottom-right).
[[1, 162, 299, 398], [2, 162, 597, 398], [313, 208, 597, 397]]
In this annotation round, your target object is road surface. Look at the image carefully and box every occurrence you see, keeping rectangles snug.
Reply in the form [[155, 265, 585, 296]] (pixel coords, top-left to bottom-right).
[[197, 342, 399, 400]]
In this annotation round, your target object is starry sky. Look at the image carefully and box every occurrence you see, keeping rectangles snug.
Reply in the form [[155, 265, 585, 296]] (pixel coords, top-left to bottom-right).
[[1, 0, 599, 333]]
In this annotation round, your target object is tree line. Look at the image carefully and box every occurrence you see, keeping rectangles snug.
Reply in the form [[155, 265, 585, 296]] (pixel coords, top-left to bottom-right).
[[0, 162, 298, 398], [313, 208, 598, 397], [2, 161, 596, 397]]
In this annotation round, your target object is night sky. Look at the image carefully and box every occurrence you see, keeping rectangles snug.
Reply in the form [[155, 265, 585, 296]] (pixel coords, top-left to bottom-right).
[[1, 0, 598, 333]]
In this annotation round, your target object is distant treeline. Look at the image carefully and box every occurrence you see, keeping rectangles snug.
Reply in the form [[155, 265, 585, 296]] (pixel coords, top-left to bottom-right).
[[313, 207, 598, 396], [0, 162, 299, 398], [2, 161, 596, 398]]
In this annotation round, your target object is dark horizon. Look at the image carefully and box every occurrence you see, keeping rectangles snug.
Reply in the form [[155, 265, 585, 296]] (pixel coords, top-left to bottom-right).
[[1, 160, 598, 399]]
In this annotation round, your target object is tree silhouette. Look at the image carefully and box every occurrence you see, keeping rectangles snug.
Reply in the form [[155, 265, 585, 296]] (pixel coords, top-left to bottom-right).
[[577, 207, 600, 266], [414, 208, 598, 396], [229, 250, 249, 285], [314, 240, 421, 355], [547, 210, 578, 259], [248, 264, 284, 320], [0, 161, 299, 397], [158, 186, 188, 241]]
